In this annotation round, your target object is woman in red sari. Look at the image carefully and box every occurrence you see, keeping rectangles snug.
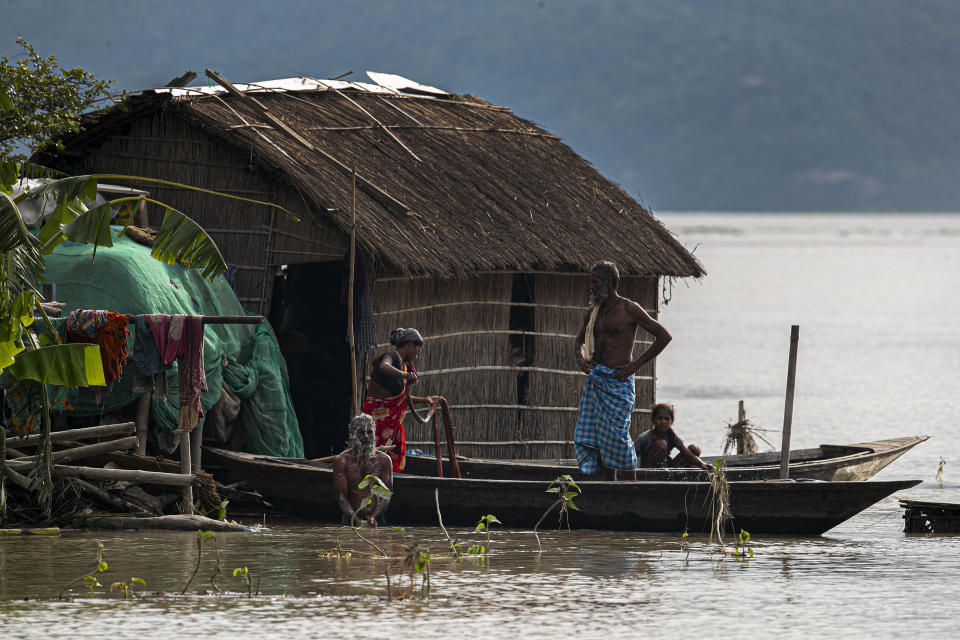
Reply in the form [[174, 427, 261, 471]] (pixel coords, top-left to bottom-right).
[[361, 328, 439, 472]]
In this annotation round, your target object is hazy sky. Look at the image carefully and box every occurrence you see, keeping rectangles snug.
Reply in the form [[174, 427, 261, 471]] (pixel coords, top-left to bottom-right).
[[5, 1, 960, 210]]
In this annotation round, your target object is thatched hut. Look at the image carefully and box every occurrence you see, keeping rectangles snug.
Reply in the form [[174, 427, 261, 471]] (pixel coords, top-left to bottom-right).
[[38, 72, 704, 459]]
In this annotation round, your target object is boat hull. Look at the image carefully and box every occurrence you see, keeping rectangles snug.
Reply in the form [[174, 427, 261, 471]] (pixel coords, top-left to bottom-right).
[[402, 436, 928, 482], [207, 448, 920, 535]]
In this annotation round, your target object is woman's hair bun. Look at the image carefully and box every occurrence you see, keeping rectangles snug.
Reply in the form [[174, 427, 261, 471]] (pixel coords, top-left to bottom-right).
[[388, 328, 403, 346]]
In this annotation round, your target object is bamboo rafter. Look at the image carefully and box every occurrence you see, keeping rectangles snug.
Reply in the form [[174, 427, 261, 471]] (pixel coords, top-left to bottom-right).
[[375, 300, 657, 315], [408, 440, 573, 447], [445, 404, 652, 413], [414, 365, 653, 380], [305, 124, 560, 139], [373, 329, 653, 349]]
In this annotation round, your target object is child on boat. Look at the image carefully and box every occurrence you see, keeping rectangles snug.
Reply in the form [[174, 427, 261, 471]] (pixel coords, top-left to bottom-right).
[[635, 403, 712, 471]]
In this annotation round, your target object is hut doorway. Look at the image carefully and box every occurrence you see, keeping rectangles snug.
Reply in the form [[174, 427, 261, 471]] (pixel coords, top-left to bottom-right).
[[271, 262, 352, 458]]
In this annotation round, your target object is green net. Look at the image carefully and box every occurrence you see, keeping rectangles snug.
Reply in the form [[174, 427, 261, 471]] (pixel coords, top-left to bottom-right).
[[40, 227, 303, 457]]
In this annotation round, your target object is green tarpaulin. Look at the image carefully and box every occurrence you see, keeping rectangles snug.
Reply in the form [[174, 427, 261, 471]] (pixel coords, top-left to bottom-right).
[[40, 227, 303, 458]]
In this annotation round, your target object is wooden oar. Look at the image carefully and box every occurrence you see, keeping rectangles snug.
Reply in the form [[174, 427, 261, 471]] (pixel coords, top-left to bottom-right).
[[310, 445, 395, 463]]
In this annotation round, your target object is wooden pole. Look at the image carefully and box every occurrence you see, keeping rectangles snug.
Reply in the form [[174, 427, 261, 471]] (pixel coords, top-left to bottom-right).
[[348, 166, 359, 416], [135, 393, 151, 455], [779, 325, 800, 480]]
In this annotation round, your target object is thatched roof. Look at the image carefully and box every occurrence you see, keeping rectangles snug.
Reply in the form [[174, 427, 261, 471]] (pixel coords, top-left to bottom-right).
[[54, 73, 704, 278]]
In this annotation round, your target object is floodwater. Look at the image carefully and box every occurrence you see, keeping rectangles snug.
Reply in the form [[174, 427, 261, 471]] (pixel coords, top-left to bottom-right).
[[2, 213, 959, 638]]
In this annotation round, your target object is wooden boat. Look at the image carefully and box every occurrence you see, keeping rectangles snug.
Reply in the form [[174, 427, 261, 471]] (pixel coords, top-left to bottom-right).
[[900, 499, 960, 534], [206, 447, 920, 535], [403, 435, 929, 482]]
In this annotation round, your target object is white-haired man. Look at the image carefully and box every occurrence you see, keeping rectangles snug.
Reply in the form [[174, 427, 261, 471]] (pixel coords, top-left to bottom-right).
[[333, 413, 394, 526]]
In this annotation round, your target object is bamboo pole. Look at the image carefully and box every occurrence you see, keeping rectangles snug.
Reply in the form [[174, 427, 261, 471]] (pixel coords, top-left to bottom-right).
[[124, 315, 264, 325], [5, 436, 139, 470], [6, 422, 135, 448], [779, 325, 800, 480], [348, 166, 358, 416], [413, 364, 654, 380], [52, 465, 197, 487]]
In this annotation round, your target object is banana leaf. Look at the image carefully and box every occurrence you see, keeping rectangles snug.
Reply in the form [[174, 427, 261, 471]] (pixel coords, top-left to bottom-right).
[[151, 206, 227, 281], [8, 343, 106, 387], [0, 292, 37, 370], [0, 191, 36, 252], [3, 240, 45, 304], [61, 202, 115, 248], [11, 175, 98, 207], [36, 200, 80, 251]]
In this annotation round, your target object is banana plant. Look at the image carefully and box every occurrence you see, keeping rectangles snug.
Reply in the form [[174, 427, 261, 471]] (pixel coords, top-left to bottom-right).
[[0, 158, 294, 512]]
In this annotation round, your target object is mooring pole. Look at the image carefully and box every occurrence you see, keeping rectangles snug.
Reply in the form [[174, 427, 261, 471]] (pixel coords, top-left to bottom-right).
[[348, 166, 359, 416], [737, 399, 746, 454], [779, 325, 800, 479]]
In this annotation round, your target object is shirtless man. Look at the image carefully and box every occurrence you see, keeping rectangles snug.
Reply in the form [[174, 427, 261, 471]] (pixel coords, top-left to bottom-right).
[[332, 414, 394, 527], [573, 260, 672, 481]]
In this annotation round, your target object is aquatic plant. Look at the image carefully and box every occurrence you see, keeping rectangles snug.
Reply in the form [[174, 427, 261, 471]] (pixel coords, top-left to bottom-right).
[[937, 457, 946, 487], [59, 540, 108, 599], [532, 475, 582, 552], [707, 459, 731, 552], [680, 529, 690, 562], [399, 544, 431, 599], [209, 532, 224, 592], [182, 530, 215, 594], [356, 474, 392, 514], [232, 566, 253, 597], [732, 529, 754, 560], [433, 489, 463, 559], [474, 514, 501, 546], [110, 577, 145, 599], [349, 525, 388, 557]]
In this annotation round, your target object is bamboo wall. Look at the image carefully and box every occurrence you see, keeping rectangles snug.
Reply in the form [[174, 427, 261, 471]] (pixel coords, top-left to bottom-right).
[[74, 112, 348, 314], [371, 274, 517, 458], [372, 272, 660, 460]]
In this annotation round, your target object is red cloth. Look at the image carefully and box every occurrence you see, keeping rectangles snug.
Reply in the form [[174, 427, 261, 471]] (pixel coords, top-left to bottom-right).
[[362, 390, 409, 473], [66, 310, 133, 386]]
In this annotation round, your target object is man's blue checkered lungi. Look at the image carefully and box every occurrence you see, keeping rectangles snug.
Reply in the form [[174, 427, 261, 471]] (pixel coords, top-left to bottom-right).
[[574, 364, 637, 473]]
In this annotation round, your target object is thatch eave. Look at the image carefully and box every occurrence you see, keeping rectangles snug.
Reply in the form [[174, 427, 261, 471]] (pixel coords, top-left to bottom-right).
[[40, 83, 705, 280]]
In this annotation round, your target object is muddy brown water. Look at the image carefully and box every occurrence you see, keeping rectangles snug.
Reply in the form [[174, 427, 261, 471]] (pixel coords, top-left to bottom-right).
[[3, 213, 960, 638]]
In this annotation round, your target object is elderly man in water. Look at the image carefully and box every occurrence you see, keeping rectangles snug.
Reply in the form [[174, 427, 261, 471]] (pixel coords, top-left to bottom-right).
[[574, 260, 673, 481], [332, 414, 394, 527]]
